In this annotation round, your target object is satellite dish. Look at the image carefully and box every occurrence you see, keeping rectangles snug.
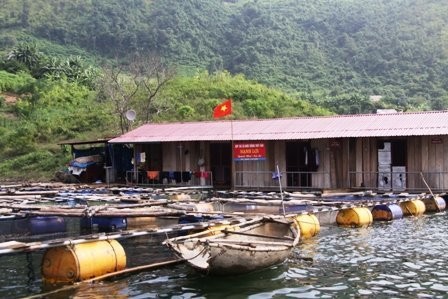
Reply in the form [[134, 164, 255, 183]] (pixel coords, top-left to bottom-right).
[[125, 109, 136, 121]]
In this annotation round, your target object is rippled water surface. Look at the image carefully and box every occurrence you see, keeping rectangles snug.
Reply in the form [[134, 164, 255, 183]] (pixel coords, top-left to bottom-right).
[[3, 213, 448, 298]]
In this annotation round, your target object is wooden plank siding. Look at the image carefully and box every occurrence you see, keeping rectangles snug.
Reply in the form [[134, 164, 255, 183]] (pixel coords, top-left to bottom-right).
[[329, 139, 346, 188], [310, 139, 330, 189], [162, 143, 177, 171], [355, 138, 363, 187], [421, 136, 447, 191], [407, 137, 417, 189], [444, 136, 448, 189], [136, 135, 448, 192], [434, 137, 444, 189]]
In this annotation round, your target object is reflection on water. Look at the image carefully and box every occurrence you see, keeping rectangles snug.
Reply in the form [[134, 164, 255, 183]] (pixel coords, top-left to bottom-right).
[[3, 213, 448, 298]]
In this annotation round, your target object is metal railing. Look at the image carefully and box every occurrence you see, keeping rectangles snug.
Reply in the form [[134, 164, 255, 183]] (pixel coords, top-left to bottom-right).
[[125, 170, 213, 187], [235, 170, 330, 190], [349, 171, 448, 192]]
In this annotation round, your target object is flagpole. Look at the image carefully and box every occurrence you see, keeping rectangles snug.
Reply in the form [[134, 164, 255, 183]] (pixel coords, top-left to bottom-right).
[[230, 115, 235, 191], [277, 163, 286, 215], [213, 99, 234, 190]]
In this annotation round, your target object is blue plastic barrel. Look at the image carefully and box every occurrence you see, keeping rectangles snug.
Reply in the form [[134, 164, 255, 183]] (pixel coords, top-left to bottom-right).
[[372, 204, 403, 221], [28, 216, 66, 234]]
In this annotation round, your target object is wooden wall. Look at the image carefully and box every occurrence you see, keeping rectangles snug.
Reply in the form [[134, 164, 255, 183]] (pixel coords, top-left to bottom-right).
[[408, 136, 448, 190], [233, 141, 277, 188], [310, 139, 331, 189], [351, 136, 448, 191], [160, 142, 202, 173], [146, 135, 448, 191], [353, 138, 378, 189]]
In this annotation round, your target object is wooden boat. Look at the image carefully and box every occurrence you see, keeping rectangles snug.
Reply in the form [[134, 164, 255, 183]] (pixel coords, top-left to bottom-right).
[[165, 216, 299, 275]]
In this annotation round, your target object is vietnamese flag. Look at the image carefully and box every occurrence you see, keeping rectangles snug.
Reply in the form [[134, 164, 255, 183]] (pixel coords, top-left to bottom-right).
[[213, 99, 232, 118]]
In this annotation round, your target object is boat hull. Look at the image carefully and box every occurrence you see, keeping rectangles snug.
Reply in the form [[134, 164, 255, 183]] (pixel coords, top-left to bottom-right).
[[166, 217, 298, 275], [173, 240, 293, 275]]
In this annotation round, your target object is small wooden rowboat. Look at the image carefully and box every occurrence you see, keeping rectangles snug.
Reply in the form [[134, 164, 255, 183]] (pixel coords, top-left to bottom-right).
[[165, 216, 299, 275]]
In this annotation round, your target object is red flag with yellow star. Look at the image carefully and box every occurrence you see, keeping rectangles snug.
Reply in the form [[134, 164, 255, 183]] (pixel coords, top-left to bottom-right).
[[213, 99, 232, 118]]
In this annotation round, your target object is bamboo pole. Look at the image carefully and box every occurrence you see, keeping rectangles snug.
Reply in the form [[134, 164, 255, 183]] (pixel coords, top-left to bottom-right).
[[21, 259, 184, 299], [420, 172, 435, 198]]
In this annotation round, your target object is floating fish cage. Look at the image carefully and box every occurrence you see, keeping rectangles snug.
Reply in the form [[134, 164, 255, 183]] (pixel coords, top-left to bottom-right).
[[0, 215, 66, 236], [80, 216, 127, 232], [2, 182, 448, 297], [0, 215, 29, 235]]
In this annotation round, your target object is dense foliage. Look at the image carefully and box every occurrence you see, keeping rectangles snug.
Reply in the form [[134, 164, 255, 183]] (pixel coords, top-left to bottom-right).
[[1, 0, 447, 180], [154, 71, 328, 122], [0, 48, 326, 179], [0, 62, 114, 179], [1, 0, 447, 112]]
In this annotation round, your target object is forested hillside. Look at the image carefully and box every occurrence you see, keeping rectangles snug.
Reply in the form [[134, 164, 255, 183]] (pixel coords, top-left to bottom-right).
[[1, 0, 448, 180], [1, 0, 447, 110]]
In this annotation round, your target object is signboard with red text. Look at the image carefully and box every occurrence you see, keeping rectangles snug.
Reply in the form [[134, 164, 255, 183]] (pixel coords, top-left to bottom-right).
[[233, 142, 266, 161]]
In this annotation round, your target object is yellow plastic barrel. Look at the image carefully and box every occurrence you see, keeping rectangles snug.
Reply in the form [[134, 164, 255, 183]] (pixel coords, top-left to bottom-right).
[[422, 196, 446, 213], [400, 199, 426, 216], [293, 214, 320, 239], [42, 240, 126, 283], [336, 207, 373, 227]]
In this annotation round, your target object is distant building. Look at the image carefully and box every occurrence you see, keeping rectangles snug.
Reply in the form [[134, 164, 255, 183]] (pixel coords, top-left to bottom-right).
[[376, 109, 398, 114]]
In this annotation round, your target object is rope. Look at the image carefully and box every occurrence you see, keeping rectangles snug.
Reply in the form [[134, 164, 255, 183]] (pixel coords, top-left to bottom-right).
[[168, 240, 209, 262]]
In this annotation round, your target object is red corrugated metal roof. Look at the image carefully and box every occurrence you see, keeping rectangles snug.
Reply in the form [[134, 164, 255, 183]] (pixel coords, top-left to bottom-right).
[[109, 110, 448, 143]]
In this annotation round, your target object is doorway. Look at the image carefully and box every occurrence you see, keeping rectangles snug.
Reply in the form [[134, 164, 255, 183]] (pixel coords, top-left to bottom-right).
[[210, 143, 232, 188], [377, 140, 407, 191], [286, 141, 316, 188]]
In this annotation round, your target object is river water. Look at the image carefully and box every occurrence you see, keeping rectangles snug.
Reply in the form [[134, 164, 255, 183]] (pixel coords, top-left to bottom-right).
[[2, 212, 448, 298]]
